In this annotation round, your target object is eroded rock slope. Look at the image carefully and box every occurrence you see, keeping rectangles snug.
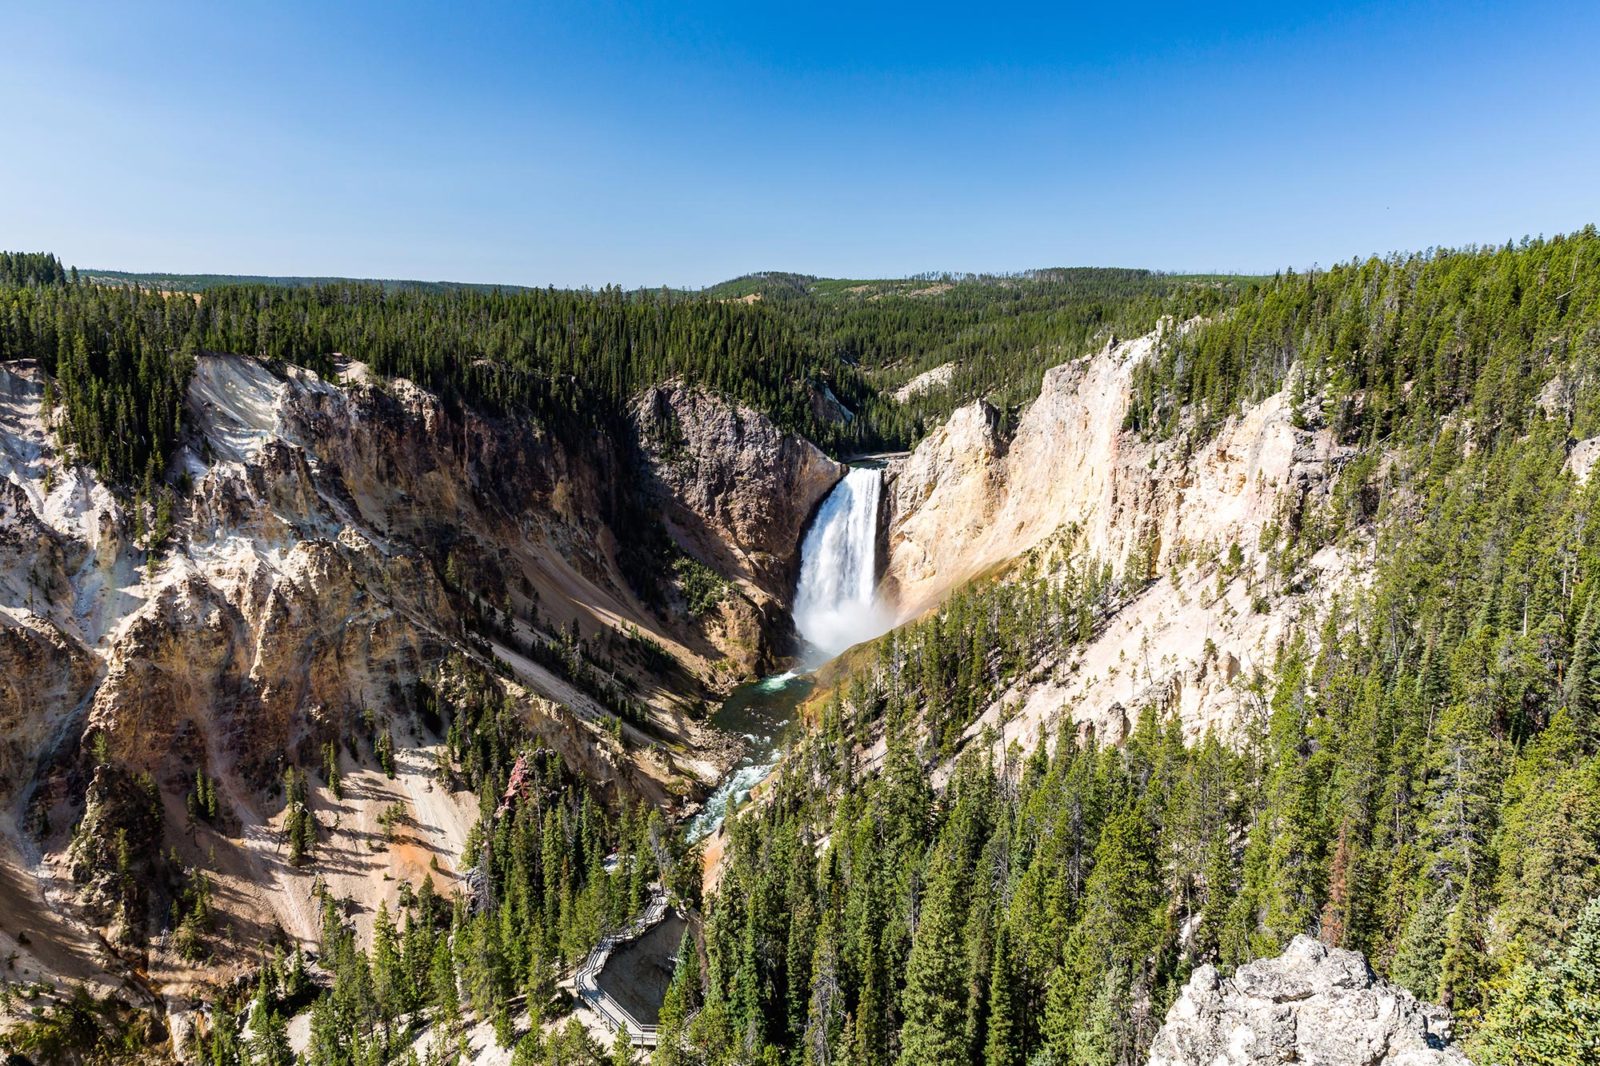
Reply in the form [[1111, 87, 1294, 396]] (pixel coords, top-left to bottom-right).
[[883, 325, 1358, 748], [0, 353, 831, 1001]]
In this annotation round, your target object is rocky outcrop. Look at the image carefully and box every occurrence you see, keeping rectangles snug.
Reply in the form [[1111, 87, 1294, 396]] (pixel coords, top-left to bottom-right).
[[1566, 436, 1600, 484], [66, 763, 170, 944], [0, 614, 96, 790], [892, 361, 957, 403], [632, 380, 843, 671], [633, 380, 843, 599], [1148, 936, 1470, 1065], [883, 400, 1006, 601]]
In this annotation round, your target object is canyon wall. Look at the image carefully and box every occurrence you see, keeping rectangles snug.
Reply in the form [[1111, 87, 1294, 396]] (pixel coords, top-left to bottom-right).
[[632, 379, 844, 672], [0, 354, 826, 1001], [883, 327, 1358, 749]]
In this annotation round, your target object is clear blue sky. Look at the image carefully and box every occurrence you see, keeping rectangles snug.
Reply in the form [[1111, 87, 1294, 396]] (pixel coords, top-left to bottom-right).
[[3, 1, 1596, 288]]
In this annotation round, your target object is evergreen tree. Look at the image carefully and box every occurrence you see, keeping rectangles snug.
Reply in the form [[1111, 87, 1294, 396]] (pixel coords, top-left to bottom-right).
[[1472, 894, 1600, 1065], [897, 860, 969, 1066], [247, 976, 292, 1066], [983, 923, 1024, 1066]]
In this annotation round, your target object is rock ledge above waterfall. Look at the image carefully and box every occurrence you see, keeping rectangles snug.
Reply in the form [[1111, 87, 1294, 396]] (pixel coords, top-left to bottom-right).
[[1147, 936, 1471, 1066]]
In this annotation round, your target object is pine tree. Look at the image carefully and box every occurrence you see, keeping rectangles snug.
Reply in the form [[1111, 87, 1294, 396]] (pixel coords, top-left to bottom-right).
[[203, 1005, 243, 1066], [656, 928, 700, 1066], [1438, 877, 1488, 1019], [248, 975, 293, 1066], [372, 901, 405, 1027], [430, 936, 460, 1032], [524, 923, 557, 1020], [1319, 821, 1354, 948], [1071, 964, 1127, 1066], [897, 861, 969, 1066], [983, 923, 1024, 1066], [284, 766, 315, 866], [611, 1025, 635, 1066], [324, 741, 343, 800], [1490, 711, 1600, 956], [1472, 893, 1600, 1064]]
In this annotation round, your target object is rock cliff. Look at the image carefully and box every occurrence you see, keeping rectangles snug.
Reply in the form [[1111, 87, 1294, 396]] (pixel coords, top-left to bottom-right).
[[0, 353, 820, 1002], [1148, 936, 1471, 1066], [883, 326, 1357, 748], [632, 380, 843, 668], [633, 380, 843, 595]]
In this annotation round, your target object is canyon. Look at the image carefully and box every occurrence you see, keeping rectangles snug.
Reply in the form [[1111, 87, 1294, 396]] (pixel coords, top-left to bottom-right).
[[6, 320, 1347, 945], [0, 351, 842, 1017], [0, 318, 1474, 1062]]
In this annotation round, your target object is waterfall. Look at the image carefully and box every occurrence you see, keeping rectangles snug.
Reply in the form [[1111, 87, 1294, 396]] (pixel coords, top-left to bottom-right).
[[684, 466, 886, 843], [793, 466, 887, 659]]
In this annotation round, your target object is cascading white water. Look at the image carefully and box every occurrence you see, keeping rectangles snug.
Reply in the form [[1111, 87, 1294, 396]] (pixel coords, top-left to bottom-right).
[[792, 466, 887, 659], [685, 465, 889, 844]]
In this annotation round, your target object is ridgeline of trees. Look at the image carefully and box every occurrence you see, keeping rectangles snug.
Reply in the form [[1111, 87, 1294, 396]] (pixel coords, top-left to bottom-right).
[[1126, 227, 1600, 450], [0, 255, 1250, 493], [0, 251, 70, 286], [78, 268, 534, 295], [0, 261, 197, 487], [767, 268, 1244, 444]]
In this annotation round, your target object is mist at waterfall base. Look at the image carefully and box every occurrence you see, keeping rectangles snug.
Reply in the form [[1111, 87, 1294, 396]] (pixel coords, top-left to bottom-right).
[[686, 466, 889, 842]]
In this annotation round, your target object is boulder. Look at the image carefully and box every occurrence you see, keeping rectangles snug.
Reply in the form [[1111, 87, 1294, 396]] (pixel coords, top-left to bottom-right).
[[1147, 936, 1471, 1066]]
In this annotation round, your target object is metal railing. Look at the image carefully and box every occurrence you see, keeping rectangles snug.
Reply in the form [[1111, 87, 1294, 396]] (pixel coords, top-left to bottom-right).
[[572, 888, 670, 1048]]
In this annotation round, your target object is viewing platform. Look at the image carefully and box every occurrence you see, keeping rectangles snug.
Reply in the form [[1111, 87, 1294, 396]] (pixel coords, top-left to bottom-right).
[[569, 888, 684, 1048]]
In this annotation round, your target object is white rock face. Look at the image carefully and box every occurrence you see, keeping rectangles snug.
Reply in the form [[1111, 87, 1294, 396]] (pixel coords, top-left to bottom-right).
[[883, 326, 1346, 618], [1566, 436, 1600, 484], [1148, 936, 1470, 1066], [881, 325, 1359, 749], [891, 361, 958, 403]]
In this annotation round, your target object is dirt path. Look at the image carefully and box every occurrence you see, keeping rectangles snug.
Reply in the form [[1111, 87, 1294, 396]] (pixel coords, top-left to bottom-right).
[[488, 637, 664, 756]]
